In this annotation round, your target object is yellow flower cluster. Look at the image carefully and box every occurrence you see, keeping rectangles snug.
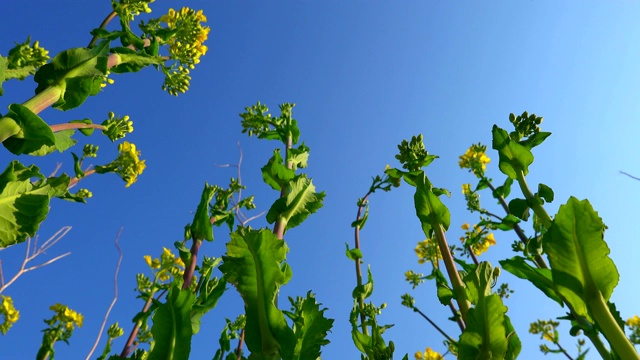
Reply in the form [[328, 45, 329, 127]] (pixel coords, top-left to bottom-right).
[[115, 141, 146, 187], [0, 295, 19, 335], [415, 238, 441, 264], [461, 183, 472, 195], [415, 347, 444, 360], [628, 315, 640, 327], [529, 319, 559, 343], [459, 143, 490, 177], [161, 7, 210, 67], [460, 223, 496, 256], [404, 270, 425, 289], [144, 247, 185, 282], [49, 303, 83, 331]]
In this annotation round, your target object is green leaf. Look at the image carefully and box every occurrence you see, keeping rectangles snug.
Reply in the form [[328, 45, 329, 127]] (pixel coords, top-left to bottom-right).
[[109, 48, 164, 74], [28, 130, 77, 156], [458, 294, 509, 359], [287, 143, 309, 170], [508, 198, 530, 221], [543, 197, 619, 321], [352, 266, 374, 300], [503, 315, 522, 360], [345, 243, 363, 261], [520, 131, 551, 150], [433, 268, 453, 306], [499, 256, 563, 306], [191, 277, 227, 334], [350, 205, 369, 229], [0, 56, 7, 96], [413, 172, 450, 234], [0, 161, 71, 248], [33, 40, 110, 111], [190, 184, 215, 241], [266, 175, 325, 232], [148, 283, 196, 360], [287, 292, 334, 360], [219, 229, 296, 360], [496, 214, 520, 231], [537, 183, 554, 203], [261, 149, 295, 191], [2, 103, 55, 155], [492, 177, 513, 198], [492, 125, 534, 179]]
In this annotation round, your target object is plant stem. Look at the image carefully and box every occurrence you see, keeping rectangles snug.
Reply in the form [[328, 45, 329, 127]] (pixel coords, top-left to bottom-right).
[[588, 289, 639, 359], [413, 305, 456, 344], [88, 11, 118, 48], [182, 239, 202, 290], [50, 123, 105, 133], [354, 194, 373, 335], [486, 180, 548, 269], [273, 134, 293, 240], [515, 170, 552, 229], [432, 223, 470, 323]]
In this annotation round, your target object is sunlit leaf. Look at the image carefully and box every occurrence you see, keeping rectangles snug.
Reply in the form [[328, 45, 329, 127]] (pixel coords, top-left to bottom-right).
[[148, 283, 196, 360], [543, 197, 619, 321]]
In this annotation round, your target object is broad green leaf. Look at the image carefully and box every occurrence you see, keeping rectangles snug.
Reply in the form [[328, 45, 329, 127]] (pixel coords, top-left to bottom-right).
[[33, 41, 110, 111], [28, 130, 77, 156], [3, 103, 55, 155], [0, 161, 71, 247], [190, 184, 215, 241], [458, 294, 509, 359], [543, 197, 619, 321], [413, 172, 450, 234], [463, 262, 494, 306], [266, 175, 325, 231], [492, 177, 513, 198], [148, 283, 196, 360], [499, 257, 563, 306], [219, 229, 296, 360], [494, 214, 520, 231], [491, 125, 534, 179], [261, 149, 295, 191], [286, 292, 334, 360], [0, 56, 7, 96]]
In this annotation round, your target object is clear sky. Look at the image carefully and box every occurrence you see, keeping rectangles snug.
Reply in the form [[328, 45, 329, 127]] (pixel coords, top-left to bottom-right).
[[1, 1, 639, 359]]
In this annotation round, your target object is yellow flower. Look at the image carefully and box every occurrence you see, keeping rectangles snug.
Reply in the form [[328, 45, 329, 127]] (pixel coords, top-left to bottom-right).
[[414, 238, 441, 264], [459, 143, 490, 177], [415, 347, 444, 360], [627, 315, 640, 327], [116, 141, 146, 187], [460, 224, 496, 256], [50, 303, 83, 329], [462, 183, 472, 195], [461, 223, 470, 230], [0, 295, 20, 335]]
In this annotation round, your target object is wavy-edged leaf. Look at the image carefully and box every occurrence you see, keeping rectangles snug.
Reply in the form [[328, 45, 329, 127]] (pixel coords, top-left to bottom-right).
[[0, 161, 72, 247], [413, 172, 450, 233], [219, 229, 295, 359], [492, 125, 534, 179], [3, 103, 55, 155], [148, 283, 196, 360], [543, 197, 618, 321], [500, 256, 563, 306], [261, 149, 295, 191], [266, 175, 324, 231], [190, 183, 215, 241], [503, 315, 522, 360], [285, 292, 334, 360]]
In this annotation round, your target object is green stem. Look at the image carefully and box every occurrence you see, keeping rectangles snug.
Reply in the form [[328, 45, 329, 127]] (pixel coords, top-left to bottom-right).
[[354, 194, 373, 336], [589, 290, 639, 359], [0, 117, 21, 142], [432, 223, 470, 323], [515, 169, 552, 229], [412, 305, 456, 344], [88, 11, 118, 48], [50, 123, 105, 133]]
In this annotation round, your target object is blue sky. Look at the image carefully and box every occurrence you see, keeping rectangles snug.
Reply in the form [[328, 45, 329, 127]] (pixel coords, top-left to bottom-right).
[[1, 1, 639, 359]]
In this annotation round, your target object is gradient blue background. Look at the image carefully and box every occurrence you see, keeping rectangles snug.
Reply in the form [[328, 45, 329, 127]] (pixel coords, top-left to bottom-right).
[[1, 1, 639, 359]]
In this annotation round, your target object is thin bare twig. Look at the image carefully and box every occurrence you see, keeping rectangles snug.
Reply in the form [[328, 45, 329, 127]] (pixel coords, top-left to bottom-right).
[[85, 227, 124, 360], [0, 227, 72, 295], [620, 171, 640, 181]]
